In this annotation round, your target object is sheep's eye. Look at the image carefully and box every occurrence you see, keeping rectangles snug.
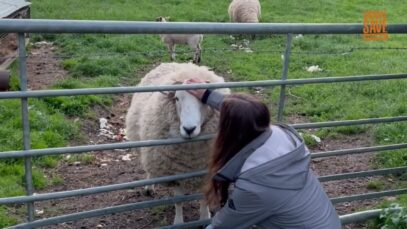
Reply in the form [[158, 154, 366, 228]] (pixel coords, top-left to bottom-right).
[[174, 97, 179, 101]]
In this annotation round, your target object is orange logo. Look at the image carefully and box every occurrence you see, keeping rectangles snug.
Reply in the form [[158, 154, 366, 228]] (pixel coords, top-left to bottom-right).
[[363, 11, 388, 41]]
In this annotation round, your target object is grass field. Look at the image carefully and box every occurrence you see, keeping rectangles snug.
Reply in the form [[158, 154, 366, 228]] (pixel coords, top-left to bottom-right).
[[1, 0, 406, 227]]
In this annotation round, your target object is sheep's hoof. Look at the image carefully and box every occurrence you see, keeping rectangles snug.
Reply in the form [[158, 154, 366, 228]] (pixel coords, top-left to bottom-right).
[[142, 188, 155, 197], [193, 58, 201, 65]]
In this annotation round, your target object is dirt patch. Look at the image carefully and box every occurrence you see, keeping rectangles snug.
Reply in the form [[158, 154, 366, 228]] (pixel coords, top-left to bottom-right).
[[26, 42, 68, 90], [18, 44, 395, 229]]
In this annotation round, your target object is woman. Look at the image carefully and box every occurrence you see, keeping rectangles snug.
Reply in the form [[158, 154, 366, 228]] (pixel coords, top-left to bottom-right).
[[186, 79, 341, 229]]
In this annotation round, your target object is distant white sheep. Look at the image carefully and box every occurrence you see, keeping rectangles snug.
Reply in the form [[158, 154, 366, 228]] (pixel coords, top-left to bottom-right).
[[125, 62, 230, 224], [228, 0, 261, 23], [156, 17, 203, 64]]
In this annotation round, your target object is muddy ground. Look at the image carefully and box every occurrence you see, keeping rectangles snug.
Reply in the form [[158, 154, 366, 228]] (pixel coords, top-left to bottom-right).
[[20, 43, 396, 229]]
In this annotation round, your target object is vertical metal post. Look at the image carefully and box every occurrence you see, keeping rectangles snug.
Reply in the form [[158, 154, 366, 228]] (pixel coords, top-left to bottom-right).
[[18, 32, 35, 221], [277, 33, 293, 122]]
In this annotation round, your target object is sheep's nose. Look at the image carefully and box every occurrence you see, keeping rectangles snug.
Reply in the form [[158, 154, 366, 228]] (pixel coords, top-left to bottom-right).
[[183, 126, 196, 135]]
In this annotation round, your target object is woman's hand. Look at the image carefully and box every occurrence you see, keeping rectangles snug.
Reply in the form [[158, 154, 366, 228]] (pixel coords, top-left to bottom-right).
[[185, 78, 208, 100]]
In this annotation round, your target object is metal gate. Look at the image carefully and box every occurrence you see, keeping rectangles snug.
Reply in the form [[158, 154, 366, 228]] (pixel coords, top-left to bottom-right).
[[0, 19, 406, 228]]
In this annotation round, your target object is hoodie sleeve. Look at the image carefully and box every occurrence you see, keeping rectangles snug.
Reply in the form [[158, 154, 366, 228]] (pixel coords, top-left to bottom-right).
[[204, 90, 225, 111], [211, 187, 270, 229]]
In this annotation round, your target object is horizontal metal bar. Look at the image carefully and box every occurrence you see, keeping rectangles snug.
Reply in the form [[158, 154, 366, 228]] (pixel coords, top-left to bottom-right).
[[331, 188, 407, 204], [340, 209, 382, 225], [339, 207, 404, 225], [312, 143, 407, 158], [0, 171, 206, 204], [0, 135, 214, 159], [2, 163, 405, 205], [1, 126, 406, 160], [293, 116, 407, 129], [0, 73, 406, 99], [8, 194, 203, 229], [0, 19, 406, 34], [8, 188, 407, 228], [158, 219, 211, 229], [318, 166, 407, 182], [2, 162, 405, 205], [154, 208, 407, 228]]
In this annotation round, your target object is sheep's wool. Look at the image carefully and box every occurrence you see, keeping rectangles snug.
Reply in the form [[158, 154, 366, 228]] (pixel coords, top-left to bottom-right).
[[228, 0, 261, 23], [125, 63, 230, 192]]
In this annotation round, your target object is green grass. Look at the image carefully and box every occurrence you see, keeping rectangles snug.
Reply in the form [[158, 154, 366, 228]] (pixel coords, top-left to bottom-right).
[[367, 179, 385, 191], [1, 0, 406, 226], [65, 153, 95, 165]]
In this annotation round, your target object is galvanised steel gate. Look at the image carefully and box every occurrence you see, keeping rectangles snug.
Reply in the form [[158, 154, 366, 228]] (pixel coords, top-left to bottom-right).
[[0, 19, 406, 229]]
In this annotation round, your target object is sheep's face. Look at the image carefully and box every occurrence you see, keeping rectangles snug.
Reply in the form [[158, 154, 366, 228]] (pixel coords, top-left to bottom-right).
[[173, 90, 205, 139]]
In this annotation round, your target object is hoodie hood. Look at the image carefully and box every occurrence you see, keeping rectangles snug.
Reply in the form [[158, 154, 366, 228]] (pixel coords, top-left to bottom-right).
[[214, 124, 310, 190]]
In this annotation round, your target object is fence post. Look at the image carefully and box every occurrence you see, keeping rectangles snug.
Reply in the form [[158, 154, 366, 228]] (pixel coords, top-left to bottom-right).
[[277, 33, 293, 122], [18, 32, 35, 222]]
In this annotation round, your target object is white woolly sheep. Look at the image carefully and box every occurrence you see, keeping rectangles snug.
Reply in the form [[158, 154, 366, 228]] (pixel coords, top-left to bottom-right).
[[228, 0, 261, 23], [125, 62, 230, 225], [156, 17, 203, 64]]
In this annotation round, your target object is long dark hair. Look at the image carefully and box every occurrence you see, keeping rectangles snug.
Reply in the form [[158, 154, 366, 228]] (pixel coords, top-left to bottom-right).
[[204, 93, 270, 209]]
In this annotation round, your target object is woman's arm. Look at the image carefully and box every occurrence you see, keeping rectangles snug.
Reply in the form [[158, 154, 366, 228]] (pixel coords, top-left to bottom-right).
[[186, 79, 225, 111], [204, 90, 225, 111], [210, 187, 269, 229]]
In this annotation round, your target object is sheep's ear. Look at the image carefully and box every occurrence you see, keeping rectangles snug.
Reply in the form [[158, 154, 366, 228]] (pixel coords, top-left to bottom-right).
[[159, 91, 176, 99], [159, 81, 181, 99]]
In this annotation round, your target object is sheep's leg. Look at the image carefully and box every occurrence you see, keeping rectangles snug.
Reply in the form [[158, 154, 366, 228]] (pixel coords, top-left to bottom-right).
[[199, 200, 210, 220], [193, 44, 202, 64], [167, 44, 176, 61], [173, 186, 184, 224], [143, 174, 155, 196]]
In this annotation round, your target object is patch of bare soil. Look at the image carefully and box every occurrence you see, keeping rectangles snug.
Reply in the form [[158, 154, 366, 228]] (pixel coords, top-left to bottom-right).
[[27, 41, 68, 90], [22, 44, 395, 229]]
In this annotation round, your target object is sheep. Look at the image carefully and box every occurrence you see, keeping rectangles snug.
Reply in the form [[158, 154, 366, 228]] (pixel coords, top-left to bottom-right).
[[125, 62, 230, 225], [228, 0, 261, 40], [156, 17, 203, 64], [228, 0, 261, 23]]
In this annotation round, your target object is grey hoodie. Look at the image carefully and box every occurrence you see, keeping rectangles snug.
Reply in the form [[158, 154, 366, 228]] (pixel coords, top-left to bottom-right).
[[205, 91, 341, 229]]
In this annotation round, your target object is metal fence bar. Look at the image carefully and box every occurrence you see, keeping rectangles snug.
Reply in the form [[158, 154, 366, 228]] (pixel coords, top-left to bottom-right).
[[158, 219, 211, 229], [312, 143, 407, 158], [339, 209, 382, 225], [0, 124, 406, 160], [318, 166, 407, 182], [17, 32, 35, 222], [292, 116, 407, 129], [2, 164, 406, 205], [0, 135, 213, 159], [0, 171, 206, 204], [339, 207, 405, 225], [0, 19, 407, 34], [155, 208, 407, 228], [8, 194, 203, 229], [277, 33, 293, 121], [331, 189, 407, 204], [7, 188, 407, 228], [0, 73, 406, 99]]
